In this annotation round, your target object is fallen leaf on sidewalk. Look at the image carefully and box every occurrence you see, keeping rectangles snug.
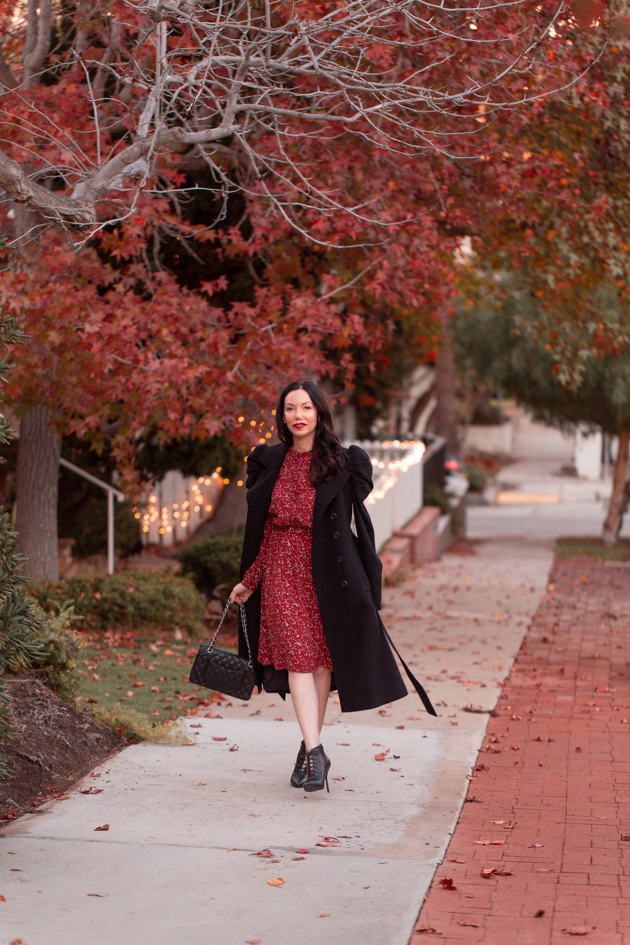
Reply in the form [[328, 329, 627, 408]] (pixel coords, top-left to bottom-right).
[[0, 896, 6, 901], [439, 878, 457, 890], [296, 849, 309, 854], [213, 736, 227, 741], [374, 750, 390, 761], [87, 893, 104, 897], [320, 836, 339, 842], [535, 910, 545, 917], [250, 850, 273, 857], [449, 858, 465, 863], [475, 840, 504, 845], [94, 825, 109, 831], [337, 742, 350, 746], [319, 913, 331, 917], [562, 927, 595, 936], [190, 723, 202, 728], [90, 772, 101, 778], [575, 747, 583, 752], [245, 939, 260, 943], [490, 819, 507, 825], [474, 764, 489, 771], [266, 878, 285, 887], [458, 921, 480, 927], [415, 926, 439, 934], [229, 745, 239, 751], [316, 842, 339, 847], [396, 725, 405, 729], [525, 843, 544, 848], [80, 788, 103, 795], [332, 776, 345, 781]]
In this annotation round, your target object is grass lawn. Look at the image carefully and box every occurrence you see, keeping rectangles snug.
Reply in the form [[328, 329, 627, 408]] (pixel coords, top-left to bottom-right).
[[555, 537, 630, 561], [77, 630, 238, 721]]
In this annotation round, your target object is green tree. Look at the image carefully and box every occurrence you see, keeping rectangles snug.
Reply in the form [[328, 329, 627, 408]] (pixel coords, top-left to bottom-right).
[[453, 278, 630, 545]]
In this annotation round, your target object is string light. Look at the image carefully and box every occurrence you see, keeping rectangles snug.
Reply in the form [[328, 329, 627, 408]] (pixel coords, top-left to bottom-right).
[[365, 441, 426, 506]]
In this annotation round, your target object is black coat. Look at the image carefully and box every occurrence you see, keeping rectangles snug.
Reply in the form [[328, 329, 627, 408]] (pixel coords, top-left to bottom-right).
[[238, 443, 436, 715]]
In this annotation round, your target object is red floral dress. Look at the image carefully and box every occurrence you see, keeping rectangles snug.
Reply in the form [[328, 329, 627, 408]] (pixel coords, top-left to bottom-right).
[[241, 448, 333, 673]]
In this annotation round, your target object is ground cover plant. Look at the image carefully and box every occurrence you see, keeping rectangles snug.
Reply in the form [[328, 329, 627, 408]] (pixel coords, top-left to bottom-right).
[[555, 538, 630, 561], [77, 630, 237, 728]]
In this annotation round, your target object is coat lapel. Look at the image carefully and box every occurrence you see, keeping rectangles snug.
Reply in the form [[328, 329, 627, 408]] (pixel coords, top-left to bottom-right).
[[312, 465, 352, 536]]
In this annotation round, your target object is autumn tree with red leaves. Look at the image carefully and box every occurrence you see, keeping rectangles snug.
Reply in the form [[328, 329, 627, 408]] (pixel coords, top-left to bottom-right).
[[0, 0, 575, 577]]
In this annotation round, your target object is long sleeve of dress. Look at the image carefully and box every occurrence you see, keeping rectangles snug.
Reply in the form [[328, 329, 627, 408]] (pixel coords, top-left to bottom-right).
[[241, 514, 273, 591]]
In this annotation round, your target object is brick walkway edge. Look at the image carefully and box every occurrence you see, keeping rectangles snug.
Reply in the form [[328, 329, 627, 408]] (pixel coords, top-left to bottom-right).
[[413, 557, 630, 945]]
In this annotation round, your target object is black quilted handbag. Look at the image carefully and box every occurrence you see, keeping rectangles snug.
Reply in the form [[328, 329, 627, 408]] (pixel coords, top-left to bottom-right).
[[189, 598, 256, 701]]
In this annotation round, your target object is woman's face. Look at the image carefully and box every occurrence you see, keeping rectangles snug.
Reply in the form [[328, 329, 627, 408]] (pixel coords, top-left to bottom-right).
[[283, 388, 318, 443]]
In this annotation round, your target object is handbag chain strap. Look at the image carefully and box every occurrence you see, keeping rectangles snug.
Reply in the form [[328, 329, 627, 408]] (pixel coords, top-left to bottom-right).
[[207, 597, 253, 667]]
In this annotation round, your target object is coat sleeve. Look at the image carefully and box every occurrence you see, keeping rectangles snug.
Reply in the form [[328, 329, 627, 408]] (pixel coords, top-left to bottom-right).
[[348, 445, 383, 609], [241, 514, 272, 591], [348, 445, 374, 505], [246, 444, 268, 489]]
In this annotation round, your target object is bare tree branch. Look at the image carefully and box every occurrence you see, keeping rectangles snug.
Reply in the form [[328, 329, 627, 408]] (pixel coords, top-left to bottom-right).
[[0, 0, 580, 238]]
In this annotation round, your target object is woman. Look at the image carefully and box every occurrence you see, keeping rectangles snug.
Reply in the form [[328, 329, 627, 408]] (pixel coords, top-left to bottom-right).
[[230, 380, 435, 794]]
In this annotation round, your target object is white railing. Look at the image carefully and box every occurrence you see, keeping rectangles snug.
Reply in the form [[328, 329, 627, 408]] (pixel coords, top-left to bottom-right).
[[348, 440, 425, 551]]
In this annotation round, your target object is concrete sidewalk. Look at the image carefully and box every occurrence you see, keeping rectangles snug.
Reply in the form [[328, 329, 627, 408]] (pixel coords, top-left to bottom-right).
[[0, 540, 551, 945]]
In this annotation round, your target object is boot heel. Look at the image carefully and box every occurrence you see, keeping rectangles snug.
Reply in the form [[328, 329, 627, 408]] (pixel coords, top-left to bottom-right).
[[325, 775, 329, 794]]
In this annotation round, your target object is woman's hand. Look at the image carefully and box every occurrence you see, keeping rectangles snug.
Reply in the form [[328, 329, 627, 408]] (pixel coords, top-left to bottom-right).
[[230, 582, 253, 604]]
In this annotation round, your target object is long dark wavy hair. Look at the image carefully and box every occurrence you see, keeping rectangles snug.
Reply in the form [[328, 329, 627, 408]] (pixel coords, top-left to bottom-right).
[[276, 380, 348, 485]]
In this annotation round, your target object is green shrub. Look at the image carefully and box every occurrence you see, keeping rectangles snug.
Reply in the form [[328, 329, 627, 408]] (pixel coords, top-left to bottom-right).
[[93, 705, 190, 744], [0, 512, 48, 777], [33, 602, 83, 703], [423, 483, 453, 517], [463, 463, 487, 493], [178, 527, 244, 597], [28, 571, 205, 636]]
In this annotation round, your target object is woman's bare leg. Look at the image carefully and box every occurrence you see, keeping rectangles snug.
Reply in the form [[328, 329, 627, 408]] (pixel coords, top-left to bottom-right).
[[288, 671, 321, 750], [313, 666, 332, 733]]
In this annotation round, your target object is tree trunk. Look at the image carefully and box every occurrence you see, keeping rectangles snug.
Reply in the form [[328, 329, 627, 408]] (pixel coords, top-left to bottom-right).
[[602, 423, 630, 547], [187, 479, 248, 543], [16, 405, 61, 579], [432, 343, 460, 456]]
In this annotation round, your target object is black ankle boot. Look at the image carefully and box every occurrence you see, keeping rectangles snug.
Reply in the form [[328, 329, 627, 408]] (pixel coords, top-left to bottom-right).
[[290, 740, 307, 788], [303, 744, 331, 793]]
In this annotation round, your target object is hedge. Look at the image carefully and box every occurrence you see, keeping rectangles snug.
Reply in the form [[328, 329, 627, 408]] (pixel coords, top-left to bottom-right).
[[28, 570, 205, 636]]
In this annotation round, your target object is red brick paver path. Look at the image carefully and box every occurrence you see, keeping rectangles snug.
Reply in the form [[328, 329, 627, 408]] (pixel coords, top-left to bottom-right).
[[414, 558, 630, 945]]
